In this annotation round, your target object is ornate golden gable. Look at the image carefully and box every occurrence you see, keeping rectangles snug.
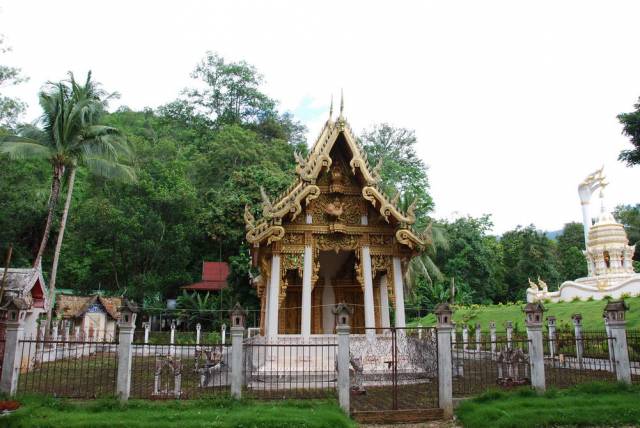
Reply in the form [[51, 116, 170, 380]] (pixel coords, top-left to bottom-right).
[[244, 102, 428, 252]]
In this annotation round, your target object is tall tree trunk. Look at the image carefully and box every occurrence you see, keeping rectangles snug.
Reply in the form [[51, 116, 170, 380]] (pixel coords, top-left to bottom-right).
[[33, 163, 65, 269], [45, 166, 76, 328]]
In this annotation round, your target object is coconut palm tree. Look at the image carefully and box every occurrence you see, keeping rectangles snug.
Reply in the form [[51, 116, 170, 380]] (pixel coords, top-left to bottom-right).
[[393, 191, 448, 293], [0, 71, 135, 325]]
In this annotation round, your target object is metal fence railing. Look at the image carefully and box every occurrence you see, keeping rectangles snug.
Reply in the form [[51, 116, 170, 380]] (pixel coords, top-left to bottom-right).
[[244, 337, 337, 400], [350, 327, 439, 413], [17, 339, 118, 398], [129, 342, 230, 399], [452, 337, 531, 397], [544, 332, 617, 388]]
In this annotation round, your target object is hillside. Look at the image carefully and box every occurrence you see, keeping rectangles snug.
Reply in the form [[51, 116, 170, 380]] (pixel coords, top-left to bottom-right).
[[411, 296, 640, 332]]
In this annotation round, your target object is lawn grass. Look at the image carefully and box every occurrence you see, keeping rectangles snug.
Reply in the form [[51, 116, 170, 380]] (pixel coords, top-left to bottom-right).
[[1, 395, 356, 428], [456, 381, 640, 428], [410, 296, 640, 332]]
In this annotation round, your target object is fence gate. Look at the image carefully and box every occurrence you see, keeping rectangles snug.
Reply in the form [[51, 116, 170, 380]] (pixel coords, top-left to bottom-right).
[[349, 327, 441, 423]]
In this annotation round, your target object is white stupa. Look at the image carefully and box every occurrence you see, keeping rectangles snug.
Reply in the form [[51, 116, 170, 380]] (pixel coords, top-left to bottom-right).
[[527, 167, 640, 303]]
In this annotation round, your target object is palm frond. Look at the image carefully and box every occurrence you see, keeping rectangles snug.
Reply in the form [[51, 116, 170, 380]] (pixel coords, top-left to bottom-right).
[[0, 140, 51, 159], [83, 157, 136, 182]]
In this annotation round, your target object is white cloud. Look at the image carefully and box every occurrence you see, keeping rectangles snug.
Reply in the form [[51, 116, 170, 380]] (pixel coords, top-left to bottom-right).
[[2, 0, 639, 233]]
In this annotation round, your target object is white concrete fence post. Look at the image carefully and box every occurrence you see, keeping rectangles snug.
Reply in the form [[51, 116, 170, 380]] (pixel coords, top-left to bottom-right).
[[63, 321, 70, 354], [524, 303, 546, 393], [229, 303, 247, 399], [0, 307, 26, 395], [51, 319, 59, 354], [435, 303, 454, 419], [462, 324, 469, 351], [572, 314, 584, 367], [222, 323, 227, 345], [170, 320, 176, 356], [603, 301, 632, 384], [475, 323, 482, 352], [196, 323, 201, 345], [546, 316, 556, 359], [506, 321, 513, 349], [116, 300, 138, 401], [230, 325, 244, 398], [143, 321, 150, 344], [450, 322, 457, 349], [336, 321, 350, 413], [489, 321, 497, 354], [333, 303, 353, 413]]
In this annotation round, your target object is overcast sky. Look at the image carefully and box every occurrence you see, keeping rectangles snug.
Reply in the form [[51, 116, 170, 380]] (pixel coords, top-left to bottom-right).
[[2, 0, 639, 234]]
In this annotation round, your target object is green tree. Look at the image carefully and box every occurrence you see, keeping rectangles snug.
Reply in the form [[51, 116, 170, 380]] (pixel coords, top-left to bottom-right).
[[0, 36, 28, 129], [617, 97, 640, 166], [501, 225, 560, 301], [185, 51, 276, 125], [359, 124, 441, 301], [614, 204, 640, 262], [0, 72, 134, 324], [556, 222, 587, 280], [434, 215, 505, 304], [360, 124, 434, 217]]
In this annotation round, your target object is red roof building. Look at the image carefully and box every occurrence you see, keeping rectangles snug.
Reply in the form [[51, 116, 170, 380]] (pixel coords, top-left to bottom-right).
[[181, 262, 229, 291]]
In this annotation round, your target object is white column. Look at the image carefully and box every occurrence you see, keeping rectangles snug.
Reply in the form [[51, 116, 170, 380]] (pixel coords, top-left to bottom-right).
[[392, 257, 406, 328], [322, 276, 335, 333], [301, 245, 313, 338], [362, 246, 376, 338], [267, 254, 281, 339], [195, 323, 201, 345], [263, 282, 270, 336], [379, 274, 391, 329]]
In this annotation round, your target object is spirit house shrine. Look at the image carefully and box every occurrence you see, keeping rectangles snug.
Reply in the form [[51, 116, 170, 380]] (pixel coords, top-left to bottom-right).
[[245, 100, 427, 338]]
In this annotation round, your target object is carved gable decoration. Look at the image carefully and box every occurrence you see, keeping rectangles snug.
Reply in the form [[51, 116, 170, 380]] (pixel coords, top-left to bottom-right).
[[244, 102, 427, 253]]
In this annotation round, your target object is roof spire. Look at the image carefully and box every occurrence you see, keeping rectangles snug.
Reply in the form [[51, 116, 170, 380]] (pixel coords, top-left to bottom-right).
[[339, 89, 344, 118], [328, 94, 334, 121]]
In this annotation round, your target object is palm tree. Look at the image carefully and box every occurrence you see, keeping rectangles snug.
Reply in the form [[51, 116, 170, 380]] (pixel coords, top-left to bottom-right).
[[394, 191, 448, 294], [0, 72, 135, 325]]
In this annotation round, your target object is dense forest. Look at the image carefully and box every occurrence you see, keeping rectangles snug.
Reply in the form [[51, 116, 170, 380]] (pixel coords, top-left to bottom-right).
[[1, 48, 640, 319]]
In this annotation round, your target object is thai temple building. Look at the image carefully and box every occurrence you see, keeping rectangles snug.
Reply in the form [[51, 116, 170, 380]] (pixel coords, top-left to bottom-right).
[[244, 97, 427, 338], [527, 167, 640, 303]]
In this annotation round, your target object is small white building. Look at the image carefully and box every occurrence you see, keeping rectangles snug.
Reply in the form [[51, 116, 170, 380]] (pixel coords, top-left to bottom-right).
[[55, 294, 122, 341]]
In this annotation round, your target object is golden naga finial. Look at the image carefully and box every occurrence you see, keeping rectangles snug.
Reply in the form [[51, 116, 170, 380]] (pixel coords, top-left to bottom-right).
[[390, 191, 400, 207], [244, 204, 255, 231], [406, 198, 417, 222], [293, 151, 306, 169], [372, 157, 383, 183], [260, 186, 273, 217]]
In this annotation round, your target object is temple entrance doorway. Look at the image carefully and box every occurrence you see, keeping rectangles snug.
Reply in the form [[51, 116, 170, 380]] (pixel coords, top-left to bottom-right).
[[314, 250, 365, 334]]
